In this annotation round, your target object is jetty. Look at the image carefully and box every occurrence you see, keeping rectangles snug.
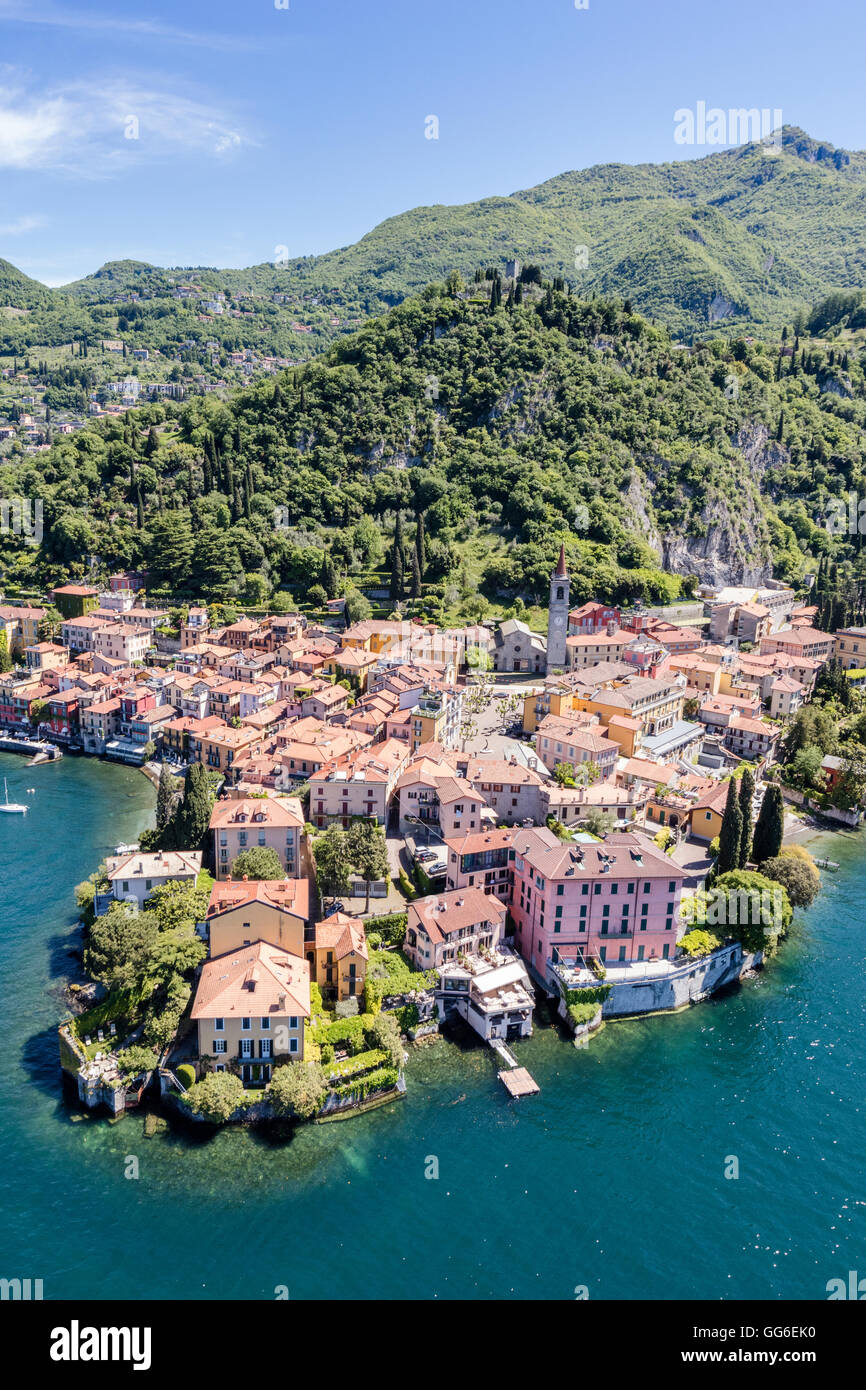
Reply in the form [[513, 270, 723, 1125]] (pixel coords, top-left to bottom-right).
[[491, 1038, 539, 1097], [498, 1067, 540, 1099]]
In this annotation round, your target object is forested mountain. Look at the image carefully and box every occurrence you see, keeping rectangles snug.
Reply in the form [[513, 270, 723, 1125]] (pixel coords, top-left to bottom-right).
[[3, 276, 866, 618], [2, 126, 865, 363]]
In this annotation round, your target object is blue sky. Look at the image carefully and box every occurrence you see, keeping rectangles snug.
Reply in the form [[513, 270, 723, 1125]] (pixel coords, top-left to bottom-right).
[[0, 0, 863, 285]]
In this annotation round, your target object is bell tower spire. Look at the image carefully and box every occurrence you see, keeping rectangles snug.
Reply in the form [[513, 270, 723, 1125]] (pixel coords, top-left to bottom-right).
[[546, 545, 570, 670]]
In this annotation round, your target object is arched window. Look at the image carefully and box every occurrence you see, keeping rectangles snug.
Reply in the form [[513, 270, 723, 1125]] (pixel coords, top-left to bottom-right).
[[556, 586, 564, 600]]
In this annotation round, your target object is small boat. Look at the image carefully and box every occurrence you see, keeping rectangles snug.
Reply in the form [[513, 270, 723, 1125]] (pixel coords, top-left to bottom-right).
[[0, 778, 28, 814], [813, 858, 839, 871]]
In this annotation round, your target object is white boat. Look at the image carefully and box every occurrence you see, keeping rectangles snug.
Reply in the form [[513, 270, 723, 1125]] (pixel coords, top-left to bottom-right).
[[0, 778, 28, 814]]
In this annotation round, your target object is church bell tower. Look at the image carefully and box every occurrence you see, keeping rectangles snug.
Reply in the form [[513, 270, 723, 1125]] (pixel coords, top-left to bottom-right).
[[546, 544, 570, 671]]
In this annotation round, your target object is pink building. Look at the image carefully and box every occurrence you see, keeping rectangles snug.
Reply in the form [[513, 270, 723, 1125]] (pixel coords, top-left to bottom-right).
[[509, 828, 689, 974]]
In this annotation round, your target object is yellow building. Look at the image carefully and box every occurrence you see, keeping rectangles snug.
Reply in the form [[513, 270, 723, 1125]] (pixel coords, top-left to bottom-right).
[[312, 912, 369, 1002], [191, 939, 310, 1084], [204, 878, 310, 958], [522, 682, 577, 735], [320, 646, 379, 692], [687, 780, 730, 843], [834, 627, 866, 671]]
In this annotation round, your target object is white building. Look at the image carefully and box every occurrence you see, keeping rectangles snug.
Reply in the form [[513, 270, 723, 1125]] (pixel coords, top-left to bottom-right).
[[104, 850, 203, 911], [437, 948, 535, 1041]]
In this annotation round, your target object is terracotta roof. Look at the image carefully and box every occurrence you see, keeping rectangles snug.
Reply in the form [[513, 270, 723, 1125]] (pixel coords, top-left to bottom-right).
[[511, 828, 688, 882], [191, 940, 310, 1020], [408, 887, 506, 946], [206, 876, 309, 919], [444, 827, 514, 856], [209, 795, 305, 830], [314, 911, 368, 960]]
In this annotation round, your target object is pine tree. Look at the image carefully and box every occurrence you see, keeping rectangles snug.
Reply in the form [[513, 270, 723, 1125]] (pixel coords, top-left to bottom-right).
[[738, 766, 755, 867], [752, 786, 784, 866], [716, 777, 743, 876]]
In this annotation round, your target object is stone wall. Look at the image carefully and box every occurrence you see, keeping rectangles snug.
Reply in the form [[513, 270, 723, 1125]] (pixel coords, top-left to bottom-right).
[[600, 944, 762, 1017]]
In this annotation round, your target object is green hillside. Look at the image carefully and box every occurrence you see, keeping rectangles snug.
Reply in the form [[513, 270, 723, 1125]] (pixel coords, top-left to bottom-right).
[[3, 126, 865, 368], [0, 259, 62, 314], [3, 277, 866, 618]]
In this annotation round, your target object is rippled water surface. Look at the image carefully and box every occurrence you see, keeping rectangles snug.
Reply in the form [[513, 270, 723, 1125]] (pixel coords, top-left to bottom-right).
[[1, 753, 864, 1300]]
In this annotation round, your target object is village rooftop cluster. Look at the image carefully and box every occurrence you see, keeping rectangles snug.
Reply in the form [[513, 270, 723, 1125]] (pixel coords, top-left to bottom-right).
[[2, 544, 857, 1118]]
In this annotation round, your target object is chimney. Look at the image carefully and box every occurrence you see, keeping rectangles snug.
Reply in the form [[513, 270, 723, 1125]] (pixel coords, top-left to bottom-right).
[[242, 873, 249, 881], [278, 993, 286, 1011], [226, 874, 232, 882]]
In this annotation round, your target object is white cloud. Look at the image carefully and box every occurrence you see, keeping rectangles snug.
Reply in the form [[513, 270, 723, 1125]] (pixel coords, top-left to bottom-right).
[[0, 212, 45, 234], [0, 77, 250, 173], [0, 1, 266, 54]]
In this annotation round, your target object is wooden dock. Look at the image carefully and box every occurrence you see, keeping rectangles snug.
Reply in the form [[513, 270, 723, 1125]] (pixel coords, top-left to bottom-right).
[[498, 1067, 540, 1099]]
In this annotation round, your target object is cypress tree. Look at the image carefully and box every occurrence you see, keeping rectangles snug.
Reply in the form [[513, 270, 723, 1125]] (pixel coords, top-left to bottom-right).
[[410, 545, 422, 598], [390, 542, 404, 600], [716, 777, 743, 876], [752, 786, 784, 866], [175, 763, 213, 851], [738, 766, 755, 867], [415, 511, 426, 574], [390, 512, 405, 600], [156, 764, 177, 831], [321, 553, 338, 599]]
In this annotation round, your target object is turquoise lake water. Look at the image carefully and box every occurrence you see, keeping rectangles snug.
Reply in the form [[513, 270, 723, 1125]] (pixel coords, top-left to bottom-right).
[[1, 751, 864, 1301]]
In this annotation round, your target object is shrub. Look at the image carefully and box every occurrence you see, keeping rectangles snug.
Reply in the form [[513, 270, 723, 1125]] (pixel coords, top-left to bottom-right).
[[186, 1071, 245, 1123], [175, 1062, 196, 1091], [327, 1048, 388, 1080], [366, 1010, 404, 1069], [759, 852, 820, 907], [269, 1061, 327, 1119], [677, 929, 723, 958], [334, 997, 359, 1019], [567, 1001, 601, 1029], [364, 911, 408, 946], [331, 1065, 399, 1101], [116, 1045, 159, 1077]]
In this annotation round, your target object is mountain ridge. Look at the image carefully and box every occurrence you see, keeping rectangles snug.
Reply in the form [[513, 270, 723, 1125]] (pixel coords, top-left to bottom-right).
[[2, 126, 865, 352]]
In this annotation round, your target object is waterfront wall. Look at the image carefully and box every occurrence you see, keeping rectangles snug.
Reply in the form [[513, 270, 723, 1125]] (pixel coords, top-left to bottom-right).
[[779, 784, 862, 828], [601, 944, 763, 1018]]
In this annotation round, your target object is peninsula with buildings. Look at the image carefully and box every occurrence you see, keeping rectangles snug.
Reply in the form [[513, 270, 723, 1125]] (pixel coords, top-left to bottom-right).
[[0, 544, 855, 1125]]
